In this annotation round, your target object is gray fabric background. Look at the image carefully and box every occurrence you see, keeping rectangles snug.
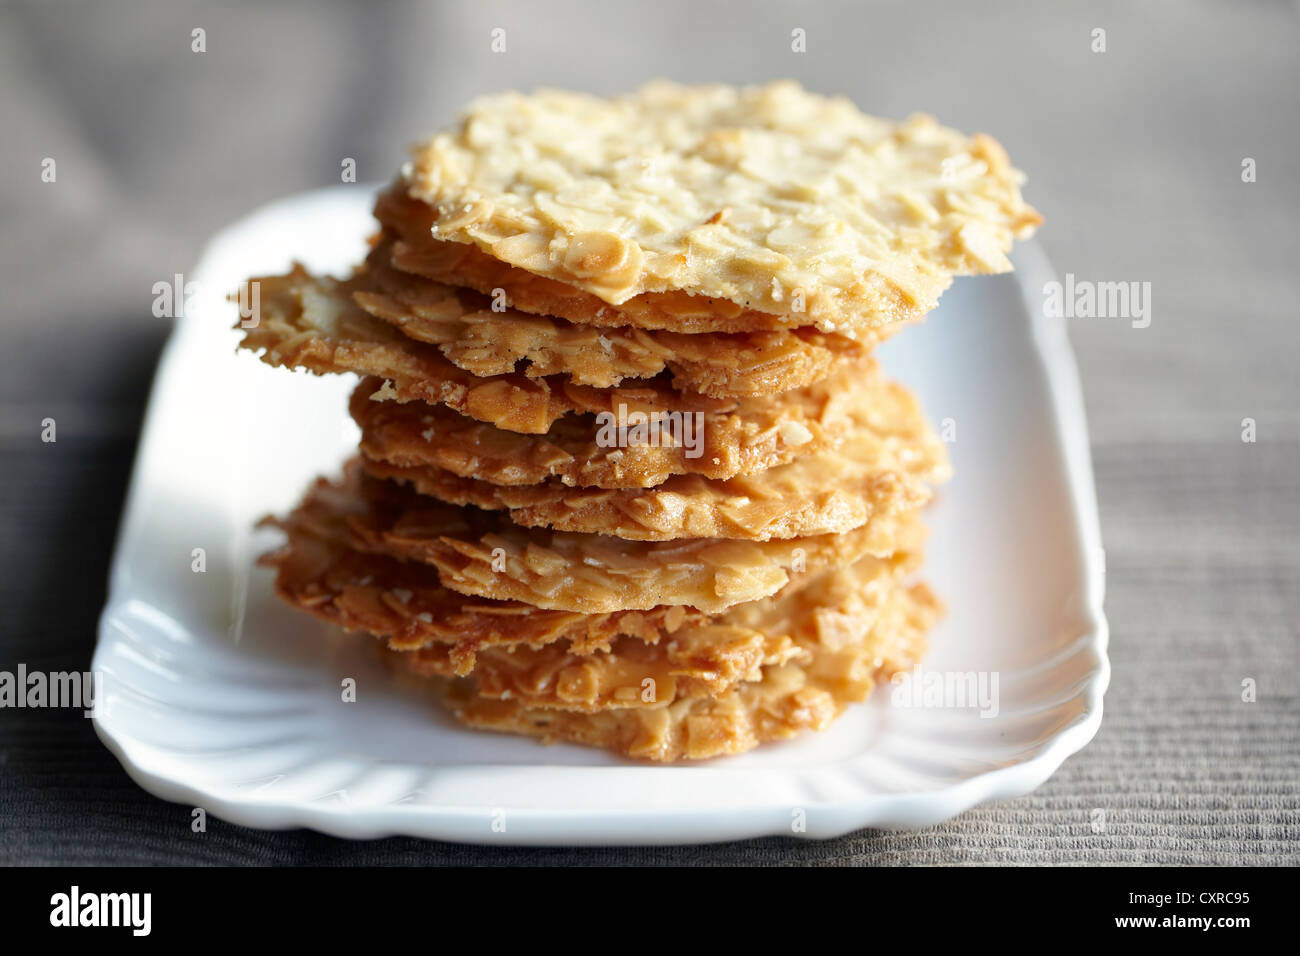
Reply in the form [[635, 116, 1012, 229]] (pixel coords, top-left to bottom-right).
[[0, 0, 1296, 865]]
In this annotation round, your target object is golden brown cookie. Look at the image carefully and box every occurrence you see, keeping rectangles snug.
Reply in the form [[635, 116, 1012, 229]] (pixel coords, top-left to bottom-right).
[[400, 550, 915, 712], [364, 455, 927, 542], [358, 374, 949, 541], [433, 580, 941, 761], [402, 81, 1040, 336], [239, 267, 773, 435], [238, 266, 575, 433], [377, 184, 908, 343], [260, 515, 714, 674], [348, 359, 864, 489], [282, 461, 927, 614], [358, 233, 870, 397]]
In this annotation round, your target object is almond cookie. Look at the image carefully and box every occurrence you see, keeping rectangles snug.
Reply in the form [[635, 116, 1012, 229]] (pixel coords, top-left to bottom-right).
[[377, 184, 907, 343], [348, 361, 860, 489], [359, 376, 949, 541], [259, 514, 714, 674], [433, 580, 942, 761], [358, 233, 870, 397], [239, 266, 573, 433], [403, 81, 1040, 336], [282, 461, 927, 614], [401, 551, 915, 712], [239, 267, 800, 434]]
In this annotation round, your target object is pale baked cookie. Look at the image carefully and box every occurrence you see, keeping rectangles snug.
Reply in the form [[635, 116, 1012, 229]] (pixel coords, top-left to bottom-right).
[[238, 267, 820, 434], [402, 81, 1040, 336], [434, 580, 941, 761], [359, 234, 871, 397], [377, 184, 908, 341], [349, 362, 861, 489], [283, 461, 927, 614], [402, 552, 913, 712], [358, 376, 949, 541]]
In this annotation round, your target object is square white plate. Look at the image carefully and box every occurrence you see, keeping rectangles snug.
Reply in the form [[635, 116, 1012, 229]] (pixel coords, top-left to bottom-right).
[[93, 185, 1109, 844]]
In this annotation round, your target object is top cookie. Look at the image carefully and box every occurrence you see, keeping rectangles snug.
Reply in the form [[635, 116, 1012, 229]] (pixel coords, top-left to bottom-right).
[[405, 81, 1040, 335]]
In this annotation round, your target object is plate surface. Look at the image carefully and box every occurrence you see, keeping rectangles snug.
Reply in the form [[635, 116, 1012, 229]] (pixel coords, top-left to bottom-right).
[[93, 185, 1109, 844]]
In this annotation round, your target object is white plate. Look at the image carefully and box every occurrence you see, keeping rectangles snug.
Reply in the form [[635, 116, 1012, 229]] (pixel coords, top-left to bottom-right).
[[93, 185, 1109, 845]]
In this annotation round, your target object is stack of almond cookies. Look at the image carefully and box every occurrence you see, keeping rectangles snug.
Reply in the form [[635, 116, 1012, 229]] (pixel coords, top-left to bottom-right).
[[238, 82, 1039, 761]]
